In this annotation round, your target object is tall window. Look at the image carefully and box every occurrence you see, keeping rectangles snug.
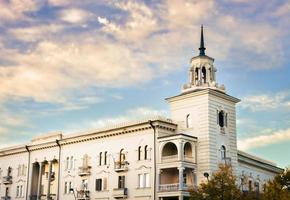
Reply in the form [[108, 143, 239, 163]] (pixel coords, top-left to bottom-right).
[[118, 176, 125, 189], [219, 111, 225, 127], [69, 182, 73, 193], [138, 173, 150, 188], [120, 149, 125, 163], [138, 146, 141, 161], [70, 156, 74, 170], [96, 179, 102, 191], [64, 182, 68, 194], [104, 152, 107, 165], [221, 145, 226, 159], [99, 152, 102, 166], [249, 180, 253, 191], [66, 157, 69, 170], [186, 114, 192, 128], [202, 66, 206, 83], [144, 145, 148, 160]]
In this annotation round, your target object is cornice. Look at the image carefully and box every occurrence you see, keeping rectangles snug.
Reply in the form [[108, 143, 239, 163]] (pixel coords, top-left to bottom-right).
[[166, 88, 240, 104], [0, 117, 177, 156]]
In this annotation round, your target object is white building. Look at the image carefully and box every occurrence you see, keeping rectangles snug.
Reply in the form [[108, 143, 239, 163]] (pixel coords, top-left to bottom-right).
[[0, 26, 283, 200]]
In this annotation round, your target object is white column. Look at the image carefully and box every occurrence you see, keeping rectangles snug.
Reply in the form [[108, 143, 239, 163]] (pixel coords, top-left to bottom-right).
[[47, 161, 52, 200], [178, 141, 184, 161], [178, 167, 185, 190], [37, 162, 43, 200], [179, 196, 183, 200], [193, 169, 197, 188], [156, 169, 161, 192]]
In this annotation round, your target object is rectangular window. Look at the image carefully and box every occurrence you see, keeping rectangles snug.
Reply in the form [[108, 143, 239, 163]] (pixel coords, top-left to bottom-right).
[[69, 182, 73, 193], [145, 173, 150, 187], [20, 185, 23, 197], [118, 176, 125, 189], [64, 182, 67, 194], [103, 177, 107, 190], [16, 186, 19, 197], [138, 174, 144, 188], [96, 178, 102, 191]]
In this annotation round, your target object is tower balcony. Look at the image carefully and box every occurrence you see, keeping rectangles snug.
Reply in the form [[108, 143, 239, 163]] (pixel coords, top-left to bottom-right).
[[2, 176, 12, 184], [113, 188, 128, 199], [114, 161, 129, 172], [78, 166, 91, 176], [159, 183, 194, 192]]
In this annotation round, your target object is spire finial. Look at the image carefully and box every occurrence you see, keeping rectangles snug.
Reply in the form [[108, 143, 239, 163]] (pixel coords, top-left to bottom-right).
[[199, 25, 206, 56]]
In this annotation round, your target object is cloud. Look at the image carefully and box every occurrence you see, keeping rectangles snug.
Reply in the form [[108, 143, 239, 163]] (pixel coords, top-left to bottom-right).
[[238, 128, 290, 150], [0, 0, 41, 22], [66, 107, 168, 133], [59, 8, 92, 24], [240, 91, 290, 111]]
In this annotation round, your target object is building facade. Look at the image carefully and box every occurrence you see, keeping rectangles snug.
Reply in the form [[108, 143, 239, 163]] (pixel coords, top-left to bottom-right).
[[0, 27, 283, 200]]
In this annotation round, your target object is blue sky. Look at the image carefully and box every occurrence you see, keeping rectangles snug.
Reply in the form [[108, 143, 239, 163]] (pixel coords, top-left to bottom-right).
[[0, 0, 290, 167]]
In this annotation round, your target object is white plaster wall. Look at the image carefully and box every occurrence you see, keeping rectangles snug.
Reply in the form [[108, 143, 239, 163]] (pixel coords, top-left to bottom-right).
[[0, 152, 28, 199], [60, 129, 155, 200]]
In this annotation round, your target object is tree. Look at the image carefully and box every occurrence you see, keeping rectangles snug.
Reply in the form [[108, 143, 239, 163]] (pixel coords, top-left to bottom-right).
[[262, 168, 290, 200], [190, 164, 242, 200]]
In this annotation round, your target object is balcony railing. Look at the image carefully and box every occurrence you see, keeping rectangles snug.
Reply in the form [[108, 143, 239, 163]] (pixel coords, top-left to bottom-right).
[[114, 161, 129, 172], [78, 166, 91, 176], [184, 155, 195, 163], [113, 188, 128, 199], [1, 196, 11, 200], [2, 176, 12, 184], [222, 157, 232, 166], [159, 183, 179, 191], [76, 190, 90, 200], [161, 155, 178, 162], [159, 183, 195, 192]]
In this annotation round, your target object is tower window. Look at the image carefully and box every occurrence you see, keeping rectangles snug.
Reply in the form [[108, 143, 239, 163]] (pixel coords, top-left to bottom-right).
[[218, 111, 225, 127], [221, 145, 226, 159], [202, 66, 206, 83], [104, 151, 107, 165], [186, 114, 192, 128], [99, 152, 102, 166]]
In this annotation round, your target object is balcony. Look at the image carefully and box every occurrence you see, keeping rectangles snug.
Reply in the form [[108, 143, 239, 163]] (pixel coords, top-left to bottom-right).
[[2, 176, 12, 184], [161, 155, 178, 163], [159, 183, 194, 192], [76, 190, 90, 200], [78, 166, 91, 176], [113, 188, 128, 199], [159, 183, 179, 192], [114, 161, 129, 172], [1, 196, 11, 200], [222, 157, 231, 166]]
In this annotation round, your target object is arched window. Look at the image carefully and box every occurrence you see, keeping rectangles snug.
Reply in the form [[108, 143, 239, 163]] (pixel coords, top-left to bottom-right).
[[120, 149, 125, 163], [138, 146, 141, 161], [218, 111, 225, 127], [144, 145, 148, 160], [70, 156, 74, 170], [66, 157, 69, 170], [186, 114, 192, 128], [99, 152, 102, 166], [221, 145, 226, 159], [195, 68, 199, 83], [202, 66, 206, 83], [104, 151, 107, 165]]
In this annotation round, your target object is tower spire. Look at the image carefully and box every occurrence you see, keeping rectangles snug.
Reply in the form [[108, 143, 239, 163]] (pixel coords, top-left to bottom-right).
[[199, 25, 206, 56]]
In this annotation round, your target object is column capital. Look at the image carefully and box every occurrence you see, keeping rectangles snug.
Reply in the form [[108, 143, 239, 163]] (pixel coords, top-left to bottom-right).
[[178, 167, 185, 171]]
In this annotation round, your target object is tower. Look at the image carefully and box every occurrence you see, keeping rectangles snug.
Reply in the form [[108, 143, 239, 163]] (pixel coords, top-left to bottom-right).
[[166, 26, 240, 184]]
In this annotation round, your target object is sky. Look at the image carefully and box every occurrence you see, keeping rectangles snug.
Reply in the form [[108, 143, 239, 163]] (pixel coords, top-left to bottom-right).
[[0, 0, 290, 167]]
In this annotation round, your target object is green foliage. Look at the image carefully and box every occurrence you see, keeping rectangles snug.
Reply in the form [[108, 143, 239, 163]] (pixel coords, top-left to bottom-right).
[[189, 165, 290, 200], [190, 164, 241, 200], [262, 168, 290, 200]]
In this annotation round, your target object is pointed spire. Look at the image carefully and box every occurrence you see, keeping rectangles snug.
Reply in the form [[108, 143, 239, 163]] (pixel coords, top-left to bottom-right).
[[199, 25, 206, 56]]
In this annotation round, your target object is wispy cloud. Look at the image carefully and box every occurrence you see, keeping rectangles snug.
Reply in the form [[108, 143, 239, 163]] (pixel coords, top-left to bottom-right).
[[240, 91, 290, 111], [238, 128, 290, 150], [59, 8, 92, 24], [65, 107, 168, 133]]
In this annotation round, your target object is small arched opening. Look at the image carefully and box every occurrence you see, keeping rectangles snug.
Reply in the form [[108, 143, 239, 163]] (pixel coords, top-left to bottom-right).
[[202, 66, 206, 83], [184, 142, 193, 158], [221, 145, 226, 159], [162, 142, 178, 158]]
